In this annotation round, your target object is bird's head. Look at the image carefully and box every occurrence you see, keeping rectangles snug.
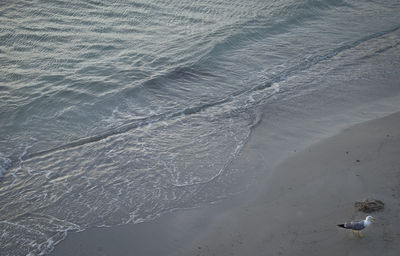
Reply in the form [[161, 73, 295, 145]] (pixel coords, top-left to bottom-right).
[[366, 216, 376, 222]]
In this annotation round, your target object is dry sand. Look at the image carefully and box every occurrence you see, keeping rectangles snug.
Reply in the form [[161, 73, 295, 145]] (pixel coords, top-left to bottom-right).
[[51, 112, 400, 256]]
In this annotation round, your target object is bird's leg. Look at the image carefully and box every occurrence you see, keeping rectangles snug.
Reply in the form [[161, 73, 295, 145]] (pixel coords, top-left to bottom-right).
[[351, 230, 355, 235], [358, 231, 363, 238]]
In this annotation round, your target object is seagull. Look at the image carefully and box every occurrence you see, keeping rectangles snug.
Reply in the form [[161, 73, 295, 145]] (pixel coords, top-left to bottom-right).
[[337, 216, 376, 237]]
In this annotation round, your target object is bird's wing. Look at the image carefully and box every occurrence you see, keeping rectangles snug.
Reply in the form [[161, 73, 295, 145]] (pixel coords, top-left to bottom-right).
[[345, 221, 365, 230]]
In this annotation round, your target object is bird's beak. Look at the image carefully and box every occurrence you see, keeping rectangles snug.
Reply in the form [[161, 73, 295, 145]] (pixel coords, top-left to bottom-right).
[[372, 218, 376, 221]]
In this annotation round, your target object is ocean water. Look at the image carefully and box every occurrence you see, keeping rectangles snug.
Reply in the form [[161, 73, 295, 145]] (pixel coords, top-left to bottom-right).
[[1, 0, 400, 255]]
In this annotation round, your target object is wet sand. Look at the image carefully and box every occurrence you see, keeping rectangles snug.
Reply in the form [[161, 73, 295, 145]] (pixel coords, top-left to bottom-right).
[[51, 112, 400, 256]]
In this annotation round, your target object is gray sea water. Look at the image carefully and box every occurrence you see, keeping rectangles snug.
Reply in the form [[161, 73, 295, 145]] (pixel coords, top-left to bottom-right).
[[1, 0, 400, 255]]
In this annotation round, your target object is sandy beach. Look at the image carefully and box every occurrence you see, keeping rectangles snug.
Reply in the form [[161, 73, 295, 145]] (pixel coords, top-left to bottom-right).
[[50, 111, 400, 256]]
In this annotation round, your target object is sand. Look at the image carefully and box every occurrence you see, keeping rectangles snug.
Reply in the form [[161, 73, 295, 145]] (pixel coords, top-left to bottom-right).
[[51, 112, 400, 256]]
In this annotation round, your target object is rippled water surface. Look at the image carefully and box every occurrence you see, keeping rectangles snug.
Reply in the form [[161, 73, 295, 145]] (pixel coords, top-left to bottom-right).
[[1, 0, 400, 255]]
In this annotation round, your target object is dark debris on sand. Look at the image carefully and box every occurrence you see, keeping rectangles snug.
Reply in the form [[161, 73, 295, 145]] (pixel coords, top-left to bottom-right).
[[354, 199, 384, 213]]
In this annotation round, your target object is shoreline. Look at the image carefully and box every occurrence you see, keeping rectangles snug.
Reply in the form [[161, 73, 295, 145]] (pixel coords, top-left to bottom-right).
[[51, 111, 400, 255]]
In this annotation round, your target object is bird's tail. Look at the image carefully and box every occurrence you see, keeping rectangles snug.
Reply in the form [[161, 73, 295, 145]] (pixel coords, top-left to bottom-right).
[[337, 224, 345, 228]]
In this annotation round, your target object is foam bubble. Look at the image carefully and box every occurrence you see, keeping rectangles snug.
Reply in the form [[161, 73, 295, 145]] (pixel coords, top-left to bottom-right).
[[0, 155, 11, 177]]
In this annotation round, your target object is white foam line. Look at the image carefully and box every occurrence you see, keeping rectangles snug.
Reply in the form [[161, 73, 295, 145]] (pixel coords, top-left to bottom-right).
[[0, 221, 46, 237]]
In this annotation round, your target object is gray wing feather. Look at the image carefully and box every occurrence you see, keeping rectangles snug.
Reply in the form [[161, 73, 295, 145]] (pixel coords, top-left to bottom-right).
[[344, 220, 365, 230]]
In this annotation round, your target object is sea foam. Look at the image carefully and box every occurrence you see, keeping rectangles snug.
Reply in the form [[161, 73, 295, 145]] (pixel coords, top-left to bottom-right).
[[0, 155, 11, 177]]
